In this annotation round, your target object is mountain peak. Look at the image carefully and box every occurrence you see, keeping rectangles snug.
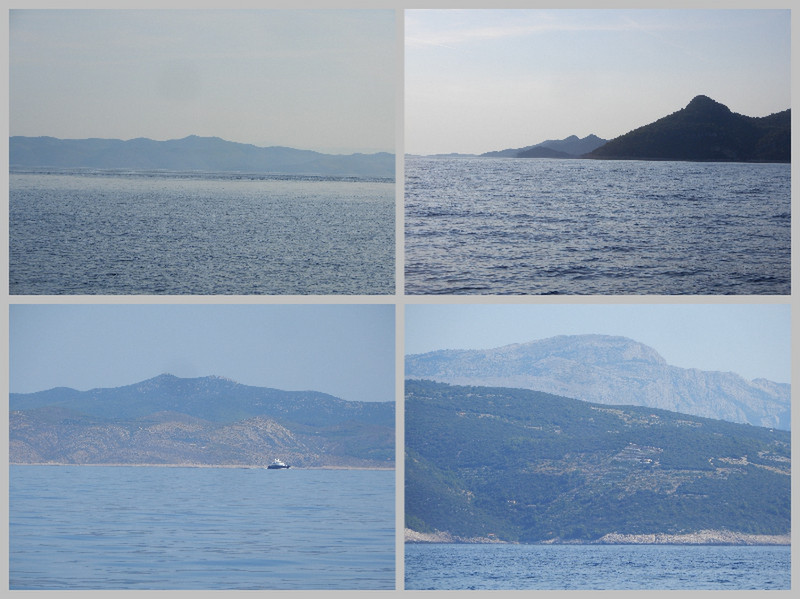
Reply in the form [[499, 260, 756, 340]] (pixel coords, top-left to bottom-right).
[[135, 373, 241, 390], [145, 372, 178, 383], [687, 94, 722, 107], [588, 95, 789, 162], [529, 334, 668, 365], [480, 134, 608, 159], [684, 95, 732, 116], [405, 334, 790, 430]]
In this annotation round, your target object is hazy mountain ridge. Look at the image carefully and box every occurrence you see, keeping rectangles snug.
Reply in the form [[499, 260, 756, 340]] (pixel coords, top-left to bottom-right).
[[405, 335, 790, 430], [405, 379, 790, 543], [587, 95, 790, 162], [9, 374, 394, 467], [480, 134, 608, 158], [415, 95, 789, 162], [9, 135, 395, 179]]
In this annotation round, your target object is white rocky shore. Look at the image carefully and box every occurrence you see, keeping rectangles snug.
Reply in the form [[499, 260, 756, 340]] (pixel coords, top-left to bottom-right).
[[595, 530, 790, 546], [406, 528, 790, 546], [404, 528, 509, 544]]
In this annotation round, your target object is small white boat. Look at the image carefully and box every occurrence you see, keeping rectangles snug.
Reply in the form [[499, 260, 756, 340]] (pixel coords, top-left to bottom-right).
[[267, 458, 290, 469]]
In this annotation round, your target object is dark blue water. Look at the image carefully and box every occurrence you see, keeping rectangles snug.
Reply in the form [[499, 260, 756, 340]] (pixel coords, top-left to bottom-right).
[[405, 543, 790, 590], [10, 169, 395, 295], [10, 465, 395, 589], [405, 157, 790, 295]]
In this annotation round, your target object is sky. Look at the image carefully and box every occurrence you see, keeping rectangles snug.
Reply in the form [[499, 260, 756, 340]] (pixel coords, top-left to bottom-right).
[[405, 9, 791, 155], [9, 9, 396, 154], [9, 304, 395, 402], [405, 303, 791, 384]]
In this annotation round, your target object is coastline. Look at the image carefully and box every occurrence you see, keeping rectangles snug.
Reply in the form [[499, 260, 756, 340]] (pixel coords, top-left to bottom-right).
[[404, 528, 790, 546], [11, 462, 394, 471]]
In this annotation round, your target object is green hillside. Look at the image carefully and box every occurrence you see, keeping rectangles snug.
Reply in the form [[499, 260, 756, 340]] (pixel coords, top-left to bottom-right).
[[405, 380, 790, 543]]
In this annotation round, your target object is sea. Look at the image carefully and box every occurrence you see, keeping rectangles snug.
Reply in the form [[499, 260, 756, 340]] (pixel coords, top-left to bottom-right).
[[405, 157, 790, 295], [9, 169, 395, 295], [405, 543, 790, 590], [9, 465, 395, 590]]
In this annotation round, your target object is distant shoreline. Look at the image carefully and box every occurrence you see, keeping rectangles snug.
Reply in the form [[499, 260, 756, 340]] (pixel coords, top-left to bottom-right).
[[406, 154, 791, 165], [404, 528, 790, 546], [11, 462, 394, 471]]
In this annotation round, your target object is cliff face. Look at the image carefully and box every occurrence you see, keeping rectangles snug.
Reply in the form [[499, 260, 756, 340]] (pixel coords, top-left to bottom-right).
[[405, 335, 790, 430], [587, 95, 790, 162]]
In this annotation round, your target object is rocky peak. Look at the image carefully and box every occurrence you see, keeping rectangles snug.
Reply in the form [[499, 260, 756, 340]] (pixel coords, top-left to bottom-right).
[[405, 334, 790, 429], [683, 94, 733, 119], [512, 334, 667, 367]]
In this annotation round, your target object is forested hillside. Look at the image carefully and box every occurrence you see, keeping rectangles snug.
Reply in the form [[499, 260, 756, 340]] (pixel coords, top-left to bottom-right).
[[405, 380, 789, 543]]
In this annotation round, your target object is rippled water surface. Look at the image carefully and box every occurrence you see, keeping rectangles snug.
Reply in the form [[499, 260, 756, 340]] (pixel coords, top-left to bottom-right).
[[10, 465, 395, 589], [405, 543, 790, 590], [405, 157, 790, 294], [10, 169, 395, 294]]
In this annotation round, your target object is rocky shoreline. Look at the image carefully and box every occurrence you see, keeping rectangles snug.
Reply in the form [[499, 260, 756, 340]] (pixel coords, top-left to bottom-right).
[[404, 529, 508, 544], [405, 528, 790, 546], [594, 530, 790, 546]]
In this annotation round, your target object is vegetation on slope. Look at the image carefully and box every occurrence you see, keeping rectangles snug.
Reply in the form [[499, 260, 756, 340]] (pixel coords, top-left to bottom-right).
[[405, 380, 789, 542], [587, 95, 789, 162]]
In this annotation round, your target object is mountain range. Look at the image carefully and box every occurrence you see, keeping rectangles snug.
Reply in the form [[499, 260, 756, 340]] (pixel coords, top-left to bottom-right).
[[9, 135, 395, 179], [481, 134, 608, 158], [415, 95, 789, 163], [587, 95, 790, 162], [9, 374, 394, 468], [405, 335, 790, 430], [405, 379, 790, 543]]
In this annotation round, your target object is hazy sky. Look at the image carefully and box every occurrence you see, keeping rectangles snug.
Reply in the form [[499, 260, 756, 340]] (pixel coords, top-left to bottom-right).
[[406, 9, 791, 155], [9, 9, 396, 154], [405, 303, 791, 384], [10, 304, 395, 402]]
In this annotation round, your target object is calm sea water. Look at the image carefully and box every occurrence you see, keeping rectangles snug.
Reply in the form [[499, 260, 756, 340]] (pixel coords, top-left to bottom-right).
[[10, 169, 395, 295], [405, 543, 790, 590], [10, 465, 395, 590], [405, 157, 790, 295]]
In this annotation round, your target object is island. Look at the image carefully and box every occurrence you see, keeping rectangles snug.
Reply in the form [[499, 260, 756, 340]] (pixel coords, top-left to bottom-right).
[[10, 374, 395, 469], [9, 135, 396, 179], [586, 95, 789, 163]]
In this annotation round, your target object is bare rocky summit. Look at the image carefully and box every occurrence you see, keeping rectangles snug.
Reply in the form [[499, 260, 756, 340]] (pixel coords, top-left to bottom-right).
[[406, 335, 790, 430]]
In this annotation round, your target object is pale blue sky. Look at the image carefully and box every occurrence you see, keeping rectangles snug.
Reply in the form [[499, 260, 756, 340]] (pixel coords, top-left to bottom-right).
[[9, 9, 396, 154], [406, 9, 791, 155], [405, 303, 791, 384], [10, 304, 395, 402]]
